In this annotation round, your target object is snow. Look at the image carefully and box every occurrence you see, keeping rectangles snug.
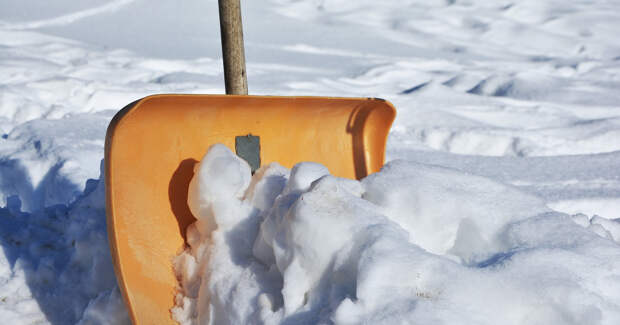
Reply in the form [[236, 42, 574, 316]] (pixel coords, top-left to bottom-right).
[[0, 162, 128, 324], [173, 145, 620, 324], [1, 0, 620, 324]]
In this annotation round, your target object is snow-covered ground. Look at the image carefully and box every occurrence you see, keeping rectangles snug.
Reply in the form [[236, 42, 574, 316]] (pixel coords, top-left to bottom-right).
[[1, 0, 619, 324]]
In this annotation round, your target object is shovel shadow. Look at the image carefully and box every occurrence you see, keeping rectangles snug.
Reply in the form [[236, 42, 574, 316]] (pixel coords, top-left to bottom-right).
[[168, 158, 198, 245]]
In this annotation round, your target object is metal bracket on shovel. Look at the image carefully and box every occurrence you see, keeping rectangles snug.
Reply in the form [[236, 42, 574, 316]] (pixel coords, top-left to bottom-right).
[[235, 134, 260, 173]]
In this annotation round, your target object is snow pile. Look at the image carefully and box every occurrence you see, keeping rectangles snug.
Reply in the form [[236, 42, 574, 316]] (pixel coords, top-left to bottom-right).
[[0, 161, 129, 324], [1, 0, 620, 323], [172, 145, 620, 324]]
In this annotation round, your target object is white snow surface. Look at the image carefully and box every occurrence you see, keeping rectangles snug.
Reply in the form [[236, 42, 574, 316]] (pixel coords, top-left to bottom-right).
[[0, 0, 620, 324], [173, 144, 620, 325]]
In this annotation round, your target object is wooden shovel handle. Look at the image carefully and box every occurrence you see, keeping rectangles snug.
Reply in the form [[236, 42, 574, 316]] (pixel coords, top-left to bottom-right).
[[218, 0, 248, 95]]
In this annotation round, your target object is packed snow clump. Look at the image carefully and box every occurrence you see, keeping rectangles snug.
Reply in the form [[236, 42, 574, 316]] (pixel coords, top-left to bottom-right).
[[172, 144, 620, 325]]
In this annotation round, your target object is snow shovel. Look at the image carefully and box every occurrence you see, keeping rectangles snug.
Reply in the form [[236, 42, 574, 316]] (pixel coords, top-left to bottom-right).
[[105, 1, 396, 324]]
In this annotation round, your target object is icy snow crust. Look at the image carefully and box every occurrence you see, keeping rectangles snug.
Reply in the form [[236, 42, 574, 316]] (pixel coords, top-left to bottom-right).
[[1, 0, 620, 323], [172, 145, 620, 324]]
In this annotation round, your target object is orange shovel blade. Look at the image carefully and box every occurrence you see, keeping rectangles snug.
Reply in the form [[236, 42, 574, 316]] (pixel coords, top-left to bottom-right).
[[105, 94, 396, 324]]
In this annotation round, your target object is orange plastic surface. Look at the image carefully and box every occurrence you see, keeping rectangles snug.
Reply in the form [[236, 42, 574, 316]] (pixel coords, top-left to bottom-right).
[[104, 94, 396, 324]]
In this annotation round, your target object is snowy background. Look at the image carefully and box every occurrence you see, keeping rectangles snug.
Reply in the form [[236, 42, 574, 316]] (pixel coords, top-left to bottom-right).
[[1, 0, 619, 324]]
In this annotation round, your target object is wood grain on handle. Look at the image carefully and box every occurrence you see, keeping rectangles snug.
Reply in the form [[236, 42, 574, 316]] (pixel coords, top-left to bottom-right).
[[218, 0, 248, 95]]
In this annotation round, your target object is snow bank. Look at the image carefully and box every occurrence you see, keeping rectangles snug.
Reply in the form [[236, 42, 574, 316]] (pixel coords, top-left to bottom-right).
[[173, 145, 620, 324]]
